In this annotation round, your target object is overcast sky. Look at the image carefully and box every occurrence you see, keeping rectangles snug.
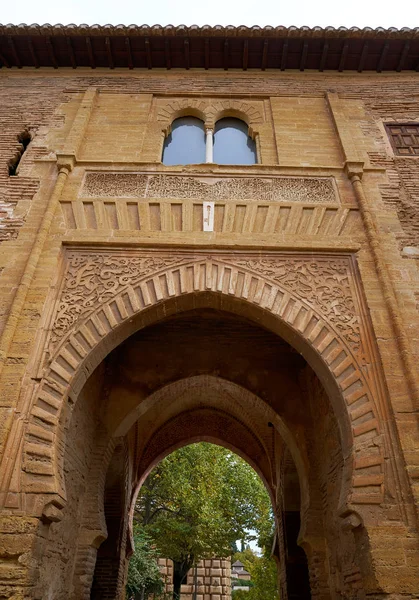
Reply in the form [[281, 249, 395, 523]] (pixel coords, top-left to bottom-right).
[[1, 0, 418, 29]]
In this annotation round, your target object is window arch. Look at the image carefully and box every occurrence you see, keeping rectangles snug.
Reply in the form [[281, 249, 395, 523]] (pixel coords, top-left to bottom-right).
[[162, 117, 206, 166], [213, 118, 257, 165]]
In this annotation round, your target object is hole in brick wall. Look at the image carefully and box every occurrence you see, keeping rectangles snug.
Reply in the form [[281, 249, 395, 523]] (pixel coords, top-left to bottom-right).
[[8, 130, 31, 176]]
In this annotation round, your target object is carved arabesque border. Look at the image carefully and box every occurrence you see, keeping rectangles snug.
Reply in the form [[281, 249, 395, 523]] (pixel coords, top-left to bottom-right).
[[22, 249, 385, 513], [80, 172, 339, 204]]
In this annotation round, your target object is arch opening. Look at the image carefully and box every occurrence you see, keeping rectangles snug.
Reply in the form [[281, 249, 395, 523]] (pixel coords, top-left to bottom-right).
[[32, 296, 377, 599], [162, 117, 206, 165], [124, 440, 283, 600], [213, 118, 257, 164], [62, 292, 355, 466]]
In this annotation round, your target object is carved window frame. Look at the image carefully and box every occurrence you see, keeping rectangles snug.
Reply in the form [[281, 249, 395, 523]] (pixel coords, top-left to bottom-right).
[[157, 98, 264, 165]]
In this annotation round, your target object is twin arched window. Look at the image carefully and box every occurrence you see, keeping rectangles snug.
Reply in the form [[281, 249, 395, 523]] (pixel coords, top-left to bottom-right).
[[162, 117, 257, 166]]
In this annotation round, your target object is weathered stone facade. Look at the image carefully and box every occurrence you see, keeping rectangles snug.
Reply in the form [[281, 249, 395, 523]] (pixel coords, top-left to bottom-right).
[[0, 23, 418, 600]]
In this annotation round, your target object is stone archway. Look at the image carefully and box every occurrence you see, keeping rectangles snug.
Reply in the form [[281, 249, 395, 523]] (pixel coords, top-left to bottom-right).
[[22, 248, 387, 520], [75, 368, 319, 600], [10, 245, 408, 598]]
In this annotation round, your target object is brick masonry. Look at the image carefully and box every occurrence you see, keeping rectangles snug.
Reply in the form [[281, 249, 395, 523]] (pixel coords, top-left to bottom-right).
[[157, 557, 231, 600], [0, 66, 417, 599]]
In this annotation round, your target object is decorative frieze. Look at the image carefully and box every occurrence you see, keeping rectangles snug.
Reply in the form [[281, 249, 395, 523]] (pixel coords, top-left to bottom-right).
[[81, 172, 339, 204], [50, 252, 360, 351]]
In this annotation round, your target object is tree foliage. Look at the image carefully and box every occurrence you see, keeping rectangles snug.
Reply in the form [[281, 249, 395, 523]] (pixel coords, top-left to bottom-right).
[[134, 442, 274, 599], [232, 551, 279, 600], [126, 525, 164, 600]]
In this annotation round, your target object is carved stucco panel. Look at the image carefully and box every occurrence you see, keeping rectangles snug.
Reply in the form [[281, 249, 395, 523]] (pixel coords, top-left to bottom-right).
[[50, 253, 184, 349], [229, 257, 361, 351], [81, 172, 339, 204], [49, 251, 358, 357]]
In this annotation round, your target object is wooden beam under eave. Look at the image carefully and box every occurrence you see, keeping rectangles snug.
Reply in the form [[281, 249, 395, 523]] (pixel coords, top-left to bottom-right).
[[145, 37, 152, 69], [105, 36, 114, 69], [261, 39, 268, 71], [280, 39, 288, 71], [300, 41, 308, 71], [377, 41, 389, 72], [164, 38, 171, 70], [184, 38, 190, 70], [125, 37, 134, 69], [396, 40, 410, 72], [66, 37, 77, 68], [319, 40, 328, 72], [8, 36, 21, 68], [358, 41, 368, 72], [45, 37, 58, 69], [224, 38, 229, 70], [27, 37, 39, 68], [338, 40, 349, 72], [204, 38, 210, 70], [0, 49, 10, 68], [243, 39, 248, 70], [85, 36, 96, 68]]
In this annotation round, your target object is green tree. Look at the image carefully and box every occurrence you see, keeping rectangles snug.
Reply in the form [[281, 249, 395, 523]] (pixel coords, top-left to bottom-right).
[[232, 546, 258, 567], [134, 443, 273, 600], [232, 551, 279, 600], [126, 524, 165, 600]]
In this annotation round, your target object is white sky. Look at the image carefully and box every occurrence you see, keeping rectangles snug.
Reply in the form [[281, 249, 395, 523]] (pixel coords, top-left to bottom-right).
[[1, 0, 419, 29]]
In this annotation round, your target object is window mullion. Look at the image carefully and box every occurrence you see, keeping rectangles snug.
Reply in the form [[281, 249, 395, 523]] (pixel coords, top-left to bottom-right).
[[205, 128, 214, 163]]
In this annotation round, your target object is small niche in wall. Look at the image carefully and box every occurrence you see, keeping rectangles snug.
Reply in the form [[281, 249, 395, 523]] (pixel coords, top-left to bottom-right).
[[8, 130, 31, 176]]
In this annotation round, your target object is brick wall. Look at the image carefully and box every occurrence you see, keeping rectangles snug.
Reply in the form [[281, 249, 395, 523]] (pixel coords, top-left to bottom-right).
[[0, 67, 418, 599]]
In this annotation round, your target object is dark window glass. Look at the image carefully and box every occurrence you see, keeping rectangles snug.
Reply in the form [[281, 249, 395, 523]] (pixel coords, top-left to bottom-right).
[[213, 118, 257, 165], [162, 117, 206, 165]]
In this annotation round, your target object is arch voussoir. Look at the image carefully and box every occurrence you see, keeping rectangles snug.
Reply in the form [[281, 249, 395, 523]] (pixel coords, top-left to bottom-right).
[[156, 97, 264, 130], [22, 249, 385, 514]]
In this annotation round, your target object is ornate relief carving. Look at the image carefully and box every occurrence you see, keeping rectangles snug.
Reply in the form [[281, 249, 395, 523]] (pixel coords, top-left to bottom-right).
[[82, 173, 148, 198], [50, 251, 356, 355], [82, 173, 338, 204], [229, 257, 360, 350], [22, 248, 385, 511], [50, 252, 183, 347]]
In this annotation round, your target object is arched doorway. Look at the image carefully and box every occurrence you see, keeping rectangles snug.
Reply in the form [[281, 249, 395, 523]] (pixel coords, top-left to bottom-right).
[[31, 299, 377, 599], [123, 440, 282, 600]]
